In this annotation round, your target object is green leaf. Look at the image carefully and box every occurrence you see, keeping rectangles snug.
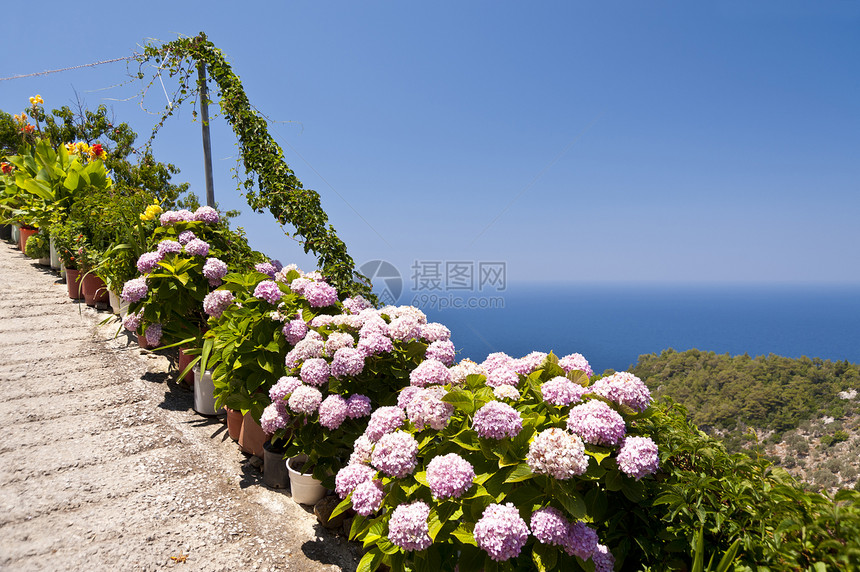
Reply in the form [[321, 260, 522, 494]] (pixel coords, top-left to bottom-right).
[[356, 549, 382, 572], [443, 388, 475, 415], [452, 524, 477, 546], [504, 463, 533, 483]]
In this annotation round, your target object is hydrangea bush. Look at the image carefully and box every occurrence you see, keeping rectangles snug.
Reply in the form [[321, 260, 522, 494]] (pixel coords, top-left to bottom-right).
[[257, 270, 462, 486], [331, 353, 659, 571], [122, 207, 266, 347]]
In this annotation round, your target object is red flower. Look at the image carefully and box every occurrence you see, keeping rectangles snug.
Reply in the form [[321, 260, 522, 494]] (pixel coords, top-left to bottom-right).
[[91, 143, 105, 159], [0, 162, 12, 174]]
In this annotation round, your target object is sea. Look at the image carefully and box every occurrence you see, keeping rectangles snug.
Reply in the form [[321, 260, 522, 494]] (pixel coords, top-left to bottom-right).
[[396, 282, 860, 375]]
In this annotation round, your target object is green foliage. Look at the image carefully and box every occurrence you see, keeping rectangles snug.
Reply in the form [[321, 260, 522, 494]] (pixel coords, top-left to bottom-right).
[[23, 231, 48, 259], [134, 33, 372, 299], [820, 430, 849, 448], [632, 348, 860, 441]]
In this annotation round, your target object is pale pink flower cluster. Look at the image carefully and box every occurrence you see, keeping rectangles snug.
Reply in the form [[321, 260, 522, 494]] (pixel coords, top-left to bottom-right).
[[282, 318, 308, 345], [472, 401, 522, 440], [260, 401, 289, 434], [269, 376, 302, 402], [486, 366, 519, 388], [364, 406, 405, 442], [288, 385, 322, 414], [331, 347, 364, 378], [474, 503, 530, 561], [425, 340, 456, 366], [304, 282, 338, 307], [493, 385, 520, 400], [406, 386, 453, 431], [388, 316, 421, 341], [351, 479, 384, 516], [203, 290, 234, 318], [426, 453, 475, 500], [121, 276, 148, 303], [409, 359, 452, 387], [559, 352, 593, 377], [566, 400, 626, 446], [371, 430, 418, 478], [345, 394, 372, 418], [388, 501, 432, 551], [449, 359, 486, 385], [420, 322, 451, 342], [300, 358, 330, 386], [202, 257, 228, 286], [335, 463, 376, 499], [324, 332, 355, 356], [342, 295, 373, 314], [540, 376, 587, 406], [590, 371, 652, 413], [253, 280, 283, 305], [526, 428, 588, 479], [511, 351, 548, 375], [318, 394, 348, 430], [616, 436, 659, 480], [285, 338, 324, 369]]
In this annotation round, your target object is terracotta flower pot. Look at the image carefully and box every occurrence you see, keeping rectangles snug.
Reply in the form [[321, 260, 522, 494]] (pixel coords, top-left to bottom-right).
[[178, 348, 195, 386], [238, 413, 266, 457], [226, 408, 243, 441], [81, 273, 110, 306], [19, 226, 37, 253], [65, 268, 83, 299]]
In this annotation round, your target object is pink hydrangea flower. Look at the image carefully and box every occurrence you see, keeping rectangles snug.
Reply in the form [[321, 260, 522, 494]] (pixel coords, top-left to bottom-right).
[[318, 394, 348, 430], [482, 352, 513, 373], [284, 338, 324, 369], [493, 385, 520, 400], [193, 205, 220, 224], [343, 295, 373, 314], [371, 430, 418, 478], [300, 358, 330, 386], [202, 257, 228, 287], [269, 376, 302, 402], [260, 400, 289, 434], [331, 347, 364, 378], [356, 333, 393, 357], [409, 359, 452, 387], [184, 238, 210, 257], [426, 340, 456, 366], [253, 280, 283, 305], [388, 501, 432, 551], [144, 323, 162, 346], [136, 251, 163, 274], [420, 322, 451, 342], [566, 400, 626, 446], [388, 316, 421, 341], [566, 521, 599, 560], [530, 506, 569, 547], [282, 318, 308, 345], [397, 386, 422, 409], [351, 478, 384, 516], [123, 311, 141, 332], [616, 436, 659, 480], [426, 453, 475, 500], [255, 262, 277, 278], [559, 352, 593, 377], [486, 366, 519, 388], [590, 371, 652, 413], [406, 386, 454, 431], [121, 277, 148, 303], [474, 503, 530, 561], [472, 401, 522, 440], [324, 332, 355, 356], [345, 394, 372, 419], [304, 282, 338, 307], [203, 290, 234, 318], [156, 240, 182, 256], [365, 406, 405, 442], [177, 230, 196, 245], [511, 351, 548, 375], [541, 376, 587, 407], [335, 463, 376, 499], [526, 428, 588, 479], [593, 544, 615, 572], [288, 385, 322, 414]]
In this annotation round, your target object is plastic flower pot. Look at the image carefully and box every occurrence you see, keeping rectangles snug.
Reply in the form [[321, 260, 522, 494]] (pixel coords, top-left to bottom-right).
[[262, 440, 290, 489], [287, 454, 327, 505], [193, 367, 223, 416]]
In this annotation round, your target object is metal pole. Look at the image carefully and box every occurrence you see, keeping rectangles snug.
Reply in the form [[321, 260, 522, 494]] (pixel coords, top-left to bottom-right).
[[198, 62, 215, 208]]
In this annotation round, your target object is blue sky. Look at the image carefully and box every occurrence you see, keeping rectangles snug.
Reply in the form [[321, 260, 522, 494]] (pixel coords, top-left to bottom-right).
[[2, 1, 858, 284]]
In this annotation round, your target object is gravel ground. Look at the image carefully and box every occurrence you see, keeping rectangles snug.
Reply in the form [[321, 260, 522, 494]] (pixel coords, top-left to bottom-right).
[[0, 241, 360, 572]]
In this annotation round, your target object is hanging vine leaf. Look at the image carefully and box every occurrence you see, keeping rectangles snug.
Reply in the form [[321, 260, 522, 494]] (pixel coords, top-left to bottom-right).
[[136, 33, 373, 299]]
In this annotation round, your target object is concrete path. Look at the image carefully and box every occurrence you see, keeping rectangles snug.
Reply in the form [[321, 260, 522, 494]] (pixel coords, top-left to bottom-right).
[[0, 241, 358, 572]]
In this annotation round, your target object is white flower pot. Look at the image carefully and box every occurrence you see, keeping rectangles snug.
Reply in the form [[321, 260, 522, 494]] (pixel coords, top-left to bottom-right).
[[193, 367, 223, 416], [49, 236, 61, 269], [108, 290, 129, 316], [287, 454, 327, 505]]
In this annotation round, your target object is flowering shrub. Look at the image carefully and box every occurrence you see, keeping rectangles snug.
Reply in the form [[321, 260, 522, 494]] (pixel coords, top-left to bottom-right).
[[123, 207, 265, 347], [332, 354, 659, 571]]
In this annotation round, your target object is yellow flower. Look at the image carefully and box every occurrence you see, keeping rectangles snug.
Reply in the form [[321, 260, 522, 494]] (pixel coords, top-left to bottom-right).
[[29, 94, 43, 106], [66, 142, 77, 155], [140, 203, 163, 222], [75, 142, 90, 155]]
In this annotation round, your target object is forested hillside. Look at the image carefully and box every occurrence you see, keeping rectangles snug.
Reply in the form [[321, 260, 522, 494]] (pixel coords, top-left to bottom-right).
[[631, 349, 860, 492]]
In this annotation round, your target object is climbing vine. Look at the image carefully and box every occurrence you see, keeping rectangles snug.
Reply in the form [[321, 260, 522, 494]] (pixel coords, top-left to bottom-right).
[[135, 33, 372, 299]]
